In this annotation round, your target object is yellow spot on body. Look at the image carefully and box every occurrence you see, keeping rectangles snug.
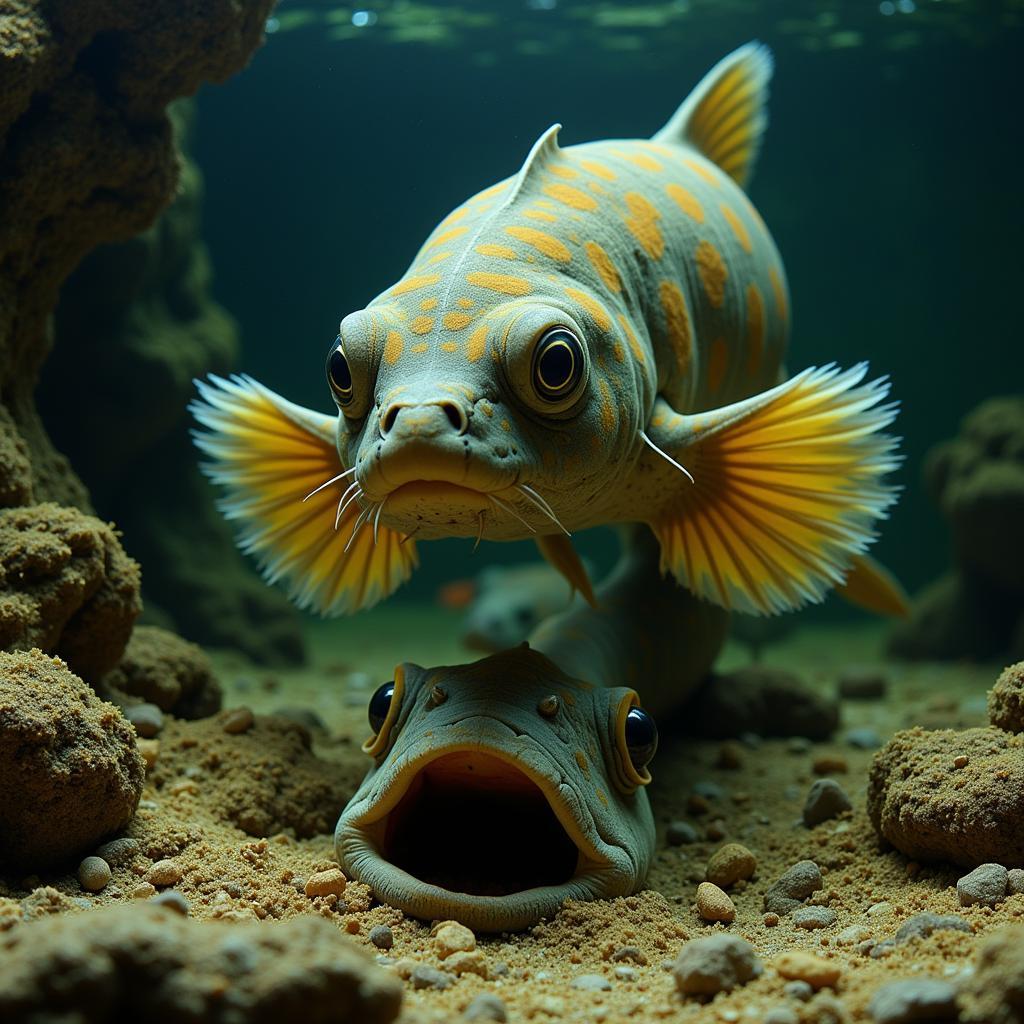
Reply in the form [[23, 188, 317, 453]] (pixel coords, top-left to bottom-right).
[[596, 788, 608, 807], [419, 296, 438, 311], [456, 297, 474, 308], [383, 331, 403, 366], [479, 401, 493, 417], [769, 266, 788, 322], [500, 419, 511, 432], [584, 241, 622, 293], [746, 283, 765, 376], [548, 163, 578, 179], [624, 192, 665, 261], [626, 150, 663, 172], [466, 271, 532, 296], [442, 311, 473, 331], [426, 226, 468, 249], [617, 314, 645, 365], [574, 750, 590, 777], [410, 315, 434, 335], [475, 243, 518, 260], [666, 182, 704, 222], [612, 340, 625, 363], [505, 225, 571, 262], [599, 380, 616, 433], [440, 341, 458, 353], [720, 203, 753, 254], [684, 157, 720, 187], [440, 206, 468, 226], [411, 342, 428, 354], [523, 208, 558, 223], [579, 159, 616, 181], [426, 251, 453, 265], [708, 336, 728, 392], [564, 287, 612, 332], [695, 240, 728, 309], [659, 280, 693, 372], [543, 182, 598, 212], [472, 181, 508, 202], [389, 274, 441, 297], [467, 323, 489, 362]]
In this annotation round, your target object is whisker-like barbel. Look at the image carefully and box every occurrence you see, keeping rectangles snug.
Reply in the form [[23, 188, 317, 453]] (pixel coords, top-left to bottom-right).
[[489, 494, 535, 533], [516, 484, 571, 537], [303, 467, 356, 502], [640, 430, 695, 484]]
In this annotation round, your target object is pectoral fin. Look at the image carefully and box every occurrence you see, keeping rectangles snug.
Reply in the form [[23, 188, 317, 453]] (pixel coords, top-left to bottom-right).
[[836, 553, 910, 618], [644, 364, 900, 615], [190, 374, 418, 615], [535, 534, 598, 608]]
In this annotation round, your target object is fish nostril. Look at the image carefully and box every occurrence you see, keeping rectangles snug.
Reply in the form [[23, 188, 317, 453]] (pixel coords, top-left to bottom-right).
[[441, 402, 467, 434], [381, 406, 401, 435]]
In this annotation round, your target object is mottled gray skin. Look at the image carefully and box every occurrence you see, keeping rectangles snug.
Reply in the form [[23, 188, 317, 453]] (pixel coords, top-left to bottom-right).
[[336, 531, 728, 930]]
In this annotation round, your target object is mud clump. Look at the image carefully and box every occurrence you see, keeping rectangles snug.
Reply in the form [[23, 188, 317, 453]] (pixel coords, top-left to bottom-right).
[[989, 661, 1024, 734], [0, 903, 402, 1024], [867, 725, 1024, 867], [101, 625, 221, 719], [0, 649, 144, 869], [0, 504, 141, 680]]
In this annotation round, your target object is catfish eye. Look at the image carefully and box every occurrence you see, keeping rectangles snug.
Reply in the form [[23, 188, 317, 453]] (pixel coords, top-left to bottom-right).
[[624, 707, 658, 770], [326, 336, 354, 406], [532, 327, 584, 402], [367, 681, 395, 734]]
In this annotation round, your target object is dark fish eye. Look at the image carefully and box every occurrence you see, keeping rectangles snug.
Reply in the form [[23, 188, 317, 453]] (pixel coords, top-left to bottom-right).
[[532, 327, 584, 401], [624, 706, 658, 770], [367, 681, 395, 734], [326, 336, 354, 406]]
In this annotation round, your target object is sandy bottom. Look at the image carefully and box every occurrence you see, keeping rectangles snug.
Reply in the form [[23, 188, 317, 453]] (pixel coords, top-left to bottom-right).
[[5, 605, 1020, 1022]]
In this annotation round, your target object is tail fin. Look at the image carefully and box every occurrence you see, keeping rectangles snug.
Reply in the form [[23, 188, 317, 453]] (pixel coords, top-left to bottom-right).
[[836, 553, 911, 619], [653, 42, 773, 189]]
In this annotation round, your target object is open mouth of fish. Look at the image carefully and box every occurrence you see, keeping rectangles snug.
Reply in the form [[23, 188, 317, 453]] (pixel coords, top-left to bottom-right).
[[337, 747, 616, 931]]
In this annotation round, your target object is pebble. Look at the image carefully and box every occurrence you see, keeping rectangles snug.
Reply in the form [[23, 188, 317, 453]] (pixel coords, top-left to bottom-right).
[[369, 925, 394, 950], [146, 859, 183, 887], [836, 925, 872, 946], [435, 921, 476, 958], [1008, 868, 1024, 895], [463, 993, 507, 1022], [693, 780, 725, 800], [77, 856, 111, 892], [666, 821, 699, 846], [136, 739, 160, 769], [446, 951, 488, 977], [895, 913, 972, 944], [792, 906, 837, 930], [94, 837, 140, 865], [784, 980, 814, 1001], [716, 741, 744, 769], [802, 779, 852, 826], [410, 965, 456, 990], [813, 755, 848, 775], [149, 890, 190, 915], [705, 843, 757, 889], [304, 868, 347, 898], [131, 882, 156, 898], [696, 882, 736, 923], [763, 860, 823, 915], [867, 979, 959, 1024], [774, 951, 842, 990], [613, 966, 638, 981], [787, 737, 811, 754], [837, 668, 888, 700], [957, 863, 1008, 907], [845, 727, 883, 749], [222, 706, 255, 734], [571, 974, 612, 991], [764, 1010, 799, 1024], [671, 935, 762, 996], [125, 703, 164, 738], [610, 946, 647, 965]]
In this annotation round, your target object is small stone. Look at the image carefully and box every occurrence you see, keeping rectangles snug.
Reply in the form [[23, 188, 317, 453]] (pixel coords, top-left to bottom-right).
[[1008, 868, 1024, 895], [867, 901, 893, 917], [136, 738, 160, 768], [784, 980, 814, 1002], [706, 843, 757, 889], [687, 793, 711, 815], [666, 821, 699, 846], [125, 702, 164, 737], [610, 946, 647, 965], [446, 950, 488, 977], [304, 868, 347, 898], [813, 755, 848, 775], [671, 935, 762, 997], [571, 974, 612, 991], [131, 882, 156, 898], [846, 727, 883, 749], [693, 780, 725, 800], [787, 737, 812, 754], [411, 964, 456, 990], [222, 706, 255, 734], [149, 890, 190, 915], [988, 661, 1024, 733], [803, 779, 853, 827], [94, 837, 140, 865], [837, 668, 888, 700], [463, 993, 507, 1022], [868, 978, 958, 1024], [764, 1010, 799, 1024], [836, 925, 871, 946], [146, 859, 183, 887], [895, 913, 972, 944], [763, 912, 780, 927], [696, 882, 736, 923], [774, 951, 842, 990], [77, 856, 111, 892], [706, 819, 727, 842], [953, 755, 969, 769], [716, 742, 744, 769], [764, 860, 823, 915], [792, 906, 837, 930], [957, 863, 1008, 907], [435, 921, 476, 958], [614, 966, 638, 981], [369, 924, 394, 950]]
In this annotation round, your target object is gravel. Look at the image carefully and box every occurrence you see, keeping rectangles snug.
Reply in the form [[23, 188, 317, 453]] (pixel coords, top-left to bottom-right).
[[671, 935, 762, 997], [1008, 868, 1024, 895], [149, 890, 190, 916], [94, 837, 141, 865], [463, 993, 507, 1021], [304, 868, 347, 899], [125, 703, 164, 738], [957, 863, 1009, 907], [369, 925, 394, 950], [894, 913, 972, 944], [146, 859, 183, 887], [706, 843, 757, 888], [773, 951, 842, 990], [792, 906, 837, 930], [803, 779, 853, 826], [764, 860, 823, 915], [868, 978, 959, 1023], [434, 922, 476, 958], [695, 882, 735, 923], [570, 974, 612, 991], [77, 856, 111, 892], [410, 965, 456, 990], [666, 821, 699, 846], [846, 727, 884, 749]]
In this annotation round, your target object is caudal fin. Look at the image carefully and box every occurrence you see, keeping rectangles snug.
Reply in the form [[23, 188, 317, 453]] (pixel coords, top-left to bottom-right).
[[653, 42, 773, 189]]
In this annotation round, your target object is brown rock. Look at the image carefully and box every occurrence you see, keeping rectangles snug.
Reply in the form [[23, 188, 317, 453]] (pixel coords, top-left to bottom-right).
[[958, 925, 1024, 1024], [989, 662, 1024, 733], [706, 843, 757, 889], [774, 951, 842, 990], [305, 868, 347, 899], [434, 921, 476, 958], [695, 882, 736, 923]]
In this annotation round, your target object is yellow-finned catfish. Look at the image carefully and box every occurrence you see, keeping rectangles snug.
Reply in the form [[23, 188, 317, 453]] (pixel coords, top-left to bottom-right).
[[192, 42, 907, 621]]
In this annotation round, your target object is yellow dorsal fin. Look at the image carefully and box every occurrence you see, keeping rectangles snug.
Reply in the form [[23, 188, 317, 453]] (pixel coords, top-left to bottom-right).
[[190, 374, 418, 615], [653, 41, 773, 188], [836, 553, 911, 618], [644, 364, 900, 615], [535, 534, 598, 608]]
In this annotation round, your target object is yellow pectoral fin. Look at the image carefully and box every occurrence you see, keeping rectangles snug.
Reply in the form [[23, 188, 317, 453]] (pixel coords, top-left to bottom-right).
[[645, 364, 900, 615], [190, 374, 418, 615], [836, 553, 910, 619], [535, 534, 598, 609]]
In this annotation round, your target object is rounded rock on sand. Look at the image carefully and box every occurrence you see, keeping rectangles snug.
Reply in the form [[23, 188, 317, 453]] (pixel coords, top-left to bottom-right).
[[957, 863, 1009, 907], [763, 860, 823, 916], [695, 881, 736, 923], [671, 934, 762, 997], [77, 856, 111, 892], [989, 662, 1024, 733], [0, 649, 144, 869], [803, 779, 853, 826], [868, 978, 959, 1024], [706, 842, 757, 889], [774, 951, 842, 990]]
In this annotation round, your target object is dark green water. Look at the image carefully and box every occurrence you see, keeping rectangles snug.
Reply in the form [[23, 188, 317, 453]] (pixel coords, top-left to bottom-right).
[[193, 0, 1022, 606]]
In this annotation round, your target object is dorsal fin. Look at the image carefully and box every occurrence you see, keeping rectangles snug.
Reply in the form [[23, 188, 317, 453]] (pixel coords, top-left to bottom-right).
[[653, 42, 773, 189], [508, 123, 562, 202]]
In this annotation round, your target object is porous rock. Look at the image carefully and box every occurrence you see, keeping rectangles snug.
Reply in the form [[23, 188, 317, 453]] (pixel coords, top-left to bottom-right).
[[868, 979, 958, 1024], [958, 925, 1024, 1024], [868, 726, 1024, 866], [989, 662, 1024, 733], [706, 843, 757, 889], [894, 913, 972, 945], [957, 863, 1008, 907], [764, 860, 824, 916], [803, 779, 853, 826], [0, 903, 402, 1024], [0, 649, 144, 869], [671, 935, 762, 997]]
